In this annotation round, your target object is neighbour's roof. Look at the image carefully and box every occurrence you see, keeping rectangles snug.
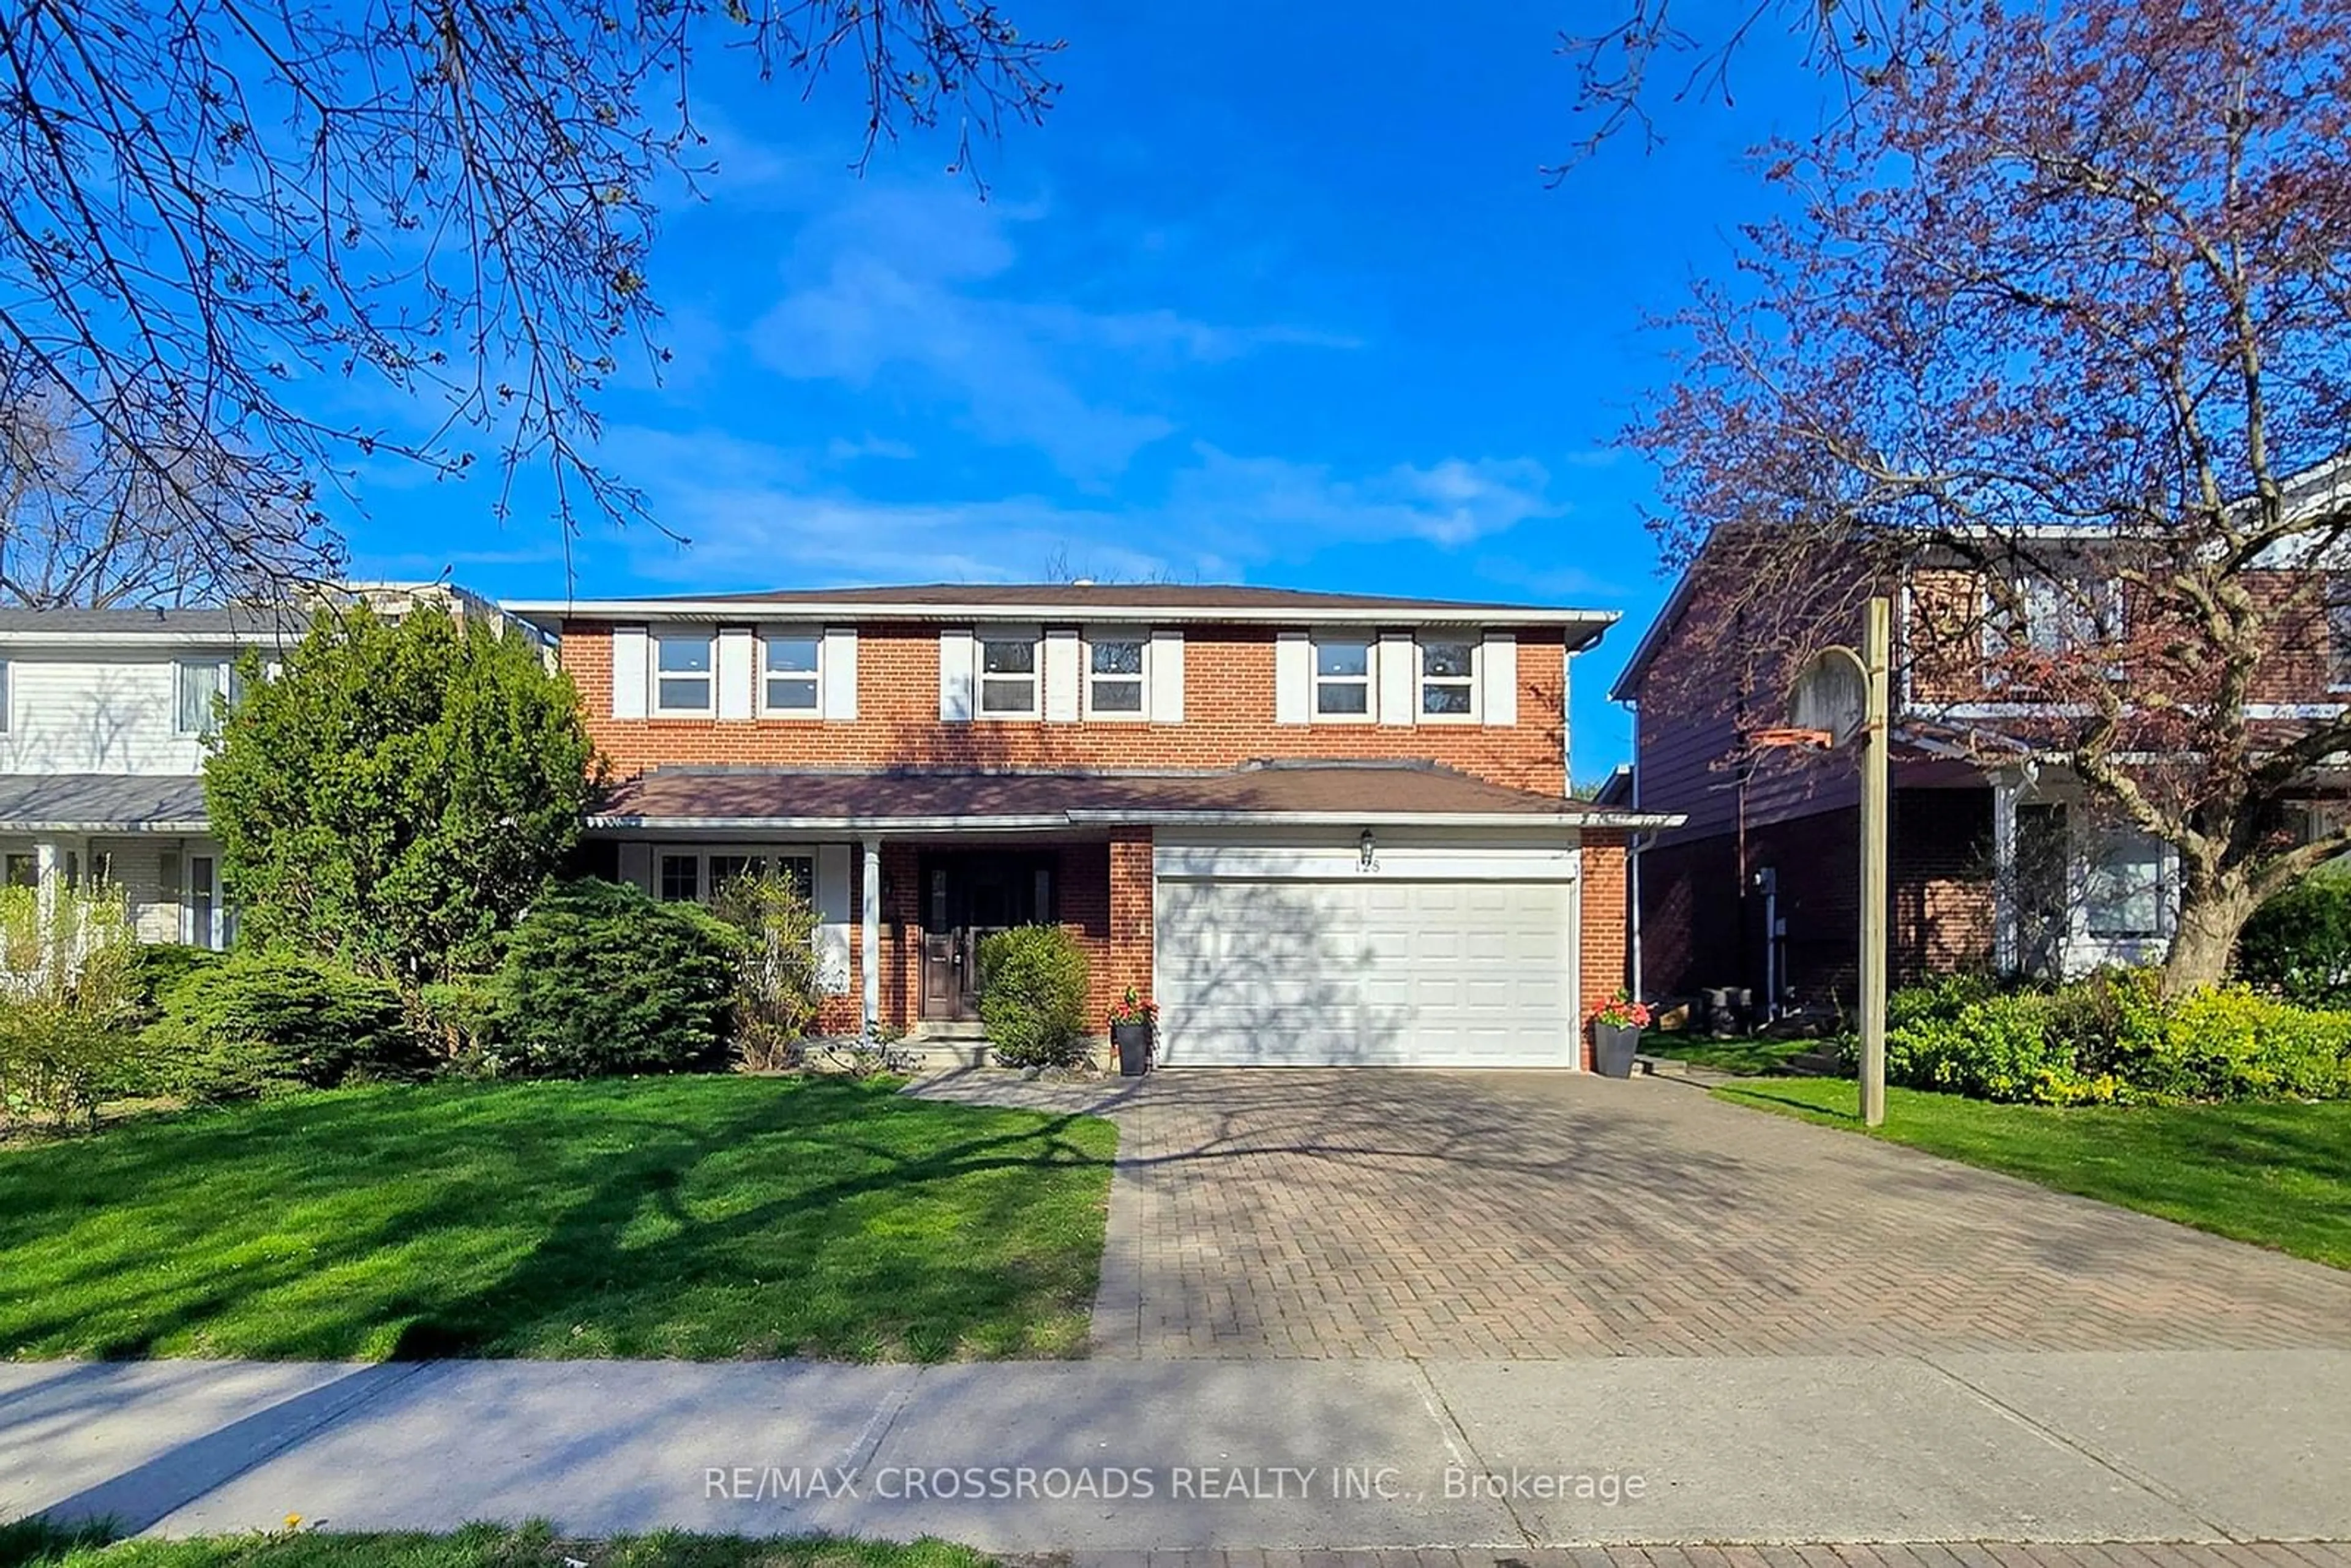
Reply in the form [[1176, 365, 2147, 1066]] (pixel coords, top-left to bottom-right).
[[590, 762, 1681, 830], [0, 775, 208, 832], [0, 607, 288, 639], [503, 583, 1618, 644]]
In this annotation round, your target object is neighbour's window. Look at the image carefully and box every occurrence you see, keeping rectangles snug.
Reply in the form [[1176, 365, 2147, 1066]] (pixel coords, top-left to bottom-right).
[[653, 632, 715, 713], [174, 659, 231, 737], [2085, 828, 2165, 939], [1990, 575, 2122, 659], [1420, 639, 1475, 717], [2328, 579, 2351, 691], [1314, 636, 1371, 716], [658, 853, 700, 902], [978, 636, 1039, 716], [62, 850, 111, 890], [1089, 636, 1145, 715], [2, 853, 35, 889], [762, 633, 820, 714]]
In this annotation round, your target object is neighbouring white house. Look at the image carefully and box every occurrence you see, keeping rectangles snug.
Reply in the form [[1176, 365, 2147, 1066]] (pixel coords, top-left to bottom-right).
[[0, 584, 528, 956]]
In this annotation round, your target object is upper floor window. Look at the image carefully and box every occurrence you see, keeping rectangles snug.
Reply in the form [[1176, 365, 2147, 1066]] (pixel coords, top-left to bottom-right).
[[1314, 636, 1371, 717], [654, 632, 714, 714], [1088, 635, 1145, 716], [1420, 638, 1476, 718], [174, 659, 234, 737], [1991, 574, 2121, 658], [979, 635, 1039, 717], [762, 632, 820, 715]]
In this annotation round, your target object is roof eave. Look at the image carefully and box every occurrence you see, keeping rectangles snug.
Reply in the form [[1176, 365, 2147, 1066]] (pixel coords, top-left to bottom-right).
[[587, 807, 1685, 831], [0, 819, 209, 833], [503, 599, 1621, 639]]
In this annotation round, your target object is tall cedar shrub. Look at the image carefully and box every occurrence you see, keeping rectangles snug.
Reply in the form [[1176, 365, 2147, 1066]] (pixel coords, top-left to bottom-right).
[[144, 952, 419, 1102], [203, 602, 599, 983], [495, 879, 741, 1076], [977, 925, 1092, 1069]]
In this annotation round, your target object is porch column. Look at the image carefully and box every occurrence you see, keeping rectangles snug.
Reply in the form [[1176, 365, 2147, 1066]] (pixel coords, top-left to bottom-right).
[[32, 839, 60, 964], [1990, 771, 2019, 973], [860, 837, 882, 1038]]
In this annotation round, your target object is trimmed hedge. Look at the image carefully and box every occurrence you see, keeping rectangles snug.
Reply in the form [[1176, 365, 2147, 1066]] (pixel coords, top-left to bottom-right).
[[145, 953, 422, 1102], [977, 925, 1092, 1069], [1886, 969, 2351, 1105], [495, 878, 741, 1076]]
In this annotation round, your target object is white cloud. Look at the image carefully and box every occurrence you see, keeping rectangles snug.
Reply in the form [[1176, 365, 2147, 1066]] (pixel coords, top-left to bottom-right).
[[748, 184, 1354, 481], [592, 425, 1562, 590]]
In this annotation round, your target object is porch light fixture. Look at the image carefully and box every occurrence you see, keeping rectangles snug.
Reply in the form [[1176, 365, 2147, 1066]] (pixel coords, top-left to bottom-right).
[[1358, 828, 1377, 872]]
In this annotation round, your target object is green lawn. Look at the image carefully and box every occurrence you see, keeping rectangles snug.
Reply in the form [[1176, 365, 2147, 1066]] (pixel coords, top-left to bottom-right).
[[1638, 1034, 1823, 1075], [0, 1078, 1116, 1361], [0, 1519, 991, 1568], [1713, 1077, 2351, 1270]]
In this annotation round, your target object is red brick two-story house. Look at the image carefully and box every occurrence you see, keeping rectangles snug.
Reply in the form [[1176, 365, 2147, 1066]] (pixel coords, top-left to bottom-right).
[[1613, 521, 2351, 1014], [504, 583, 1673, 1067]]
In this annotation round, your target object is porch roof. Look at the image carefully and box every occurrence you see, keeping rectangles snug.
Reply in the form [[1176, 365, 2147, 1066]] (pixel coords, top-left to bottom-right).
[[0, 774, 208, 833], [587, 763, 1683, 833]]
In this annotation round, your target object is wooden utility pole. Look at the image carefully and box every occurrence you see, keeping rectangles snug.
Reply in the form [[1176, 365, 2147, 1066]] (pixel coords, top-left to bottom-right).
[[1858, 596, 1891, 1128]]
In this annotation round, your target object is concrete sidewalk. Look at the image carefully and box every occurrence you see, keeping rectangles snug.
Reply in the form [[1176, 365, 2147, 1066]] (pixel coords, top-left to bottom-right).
[[6, 1351, 2349, 1551]]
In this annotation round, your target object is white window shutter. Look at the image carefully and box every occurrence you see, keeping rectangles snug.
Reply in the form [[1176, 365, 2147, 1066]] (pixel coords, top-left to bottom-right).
[[822, 627, 858, 720], [1482, 631, 1518, 726], [1378, 631, 1416, 726], [1043, 627, 1081, 723], [611, 626, 648, 719], [939, 628, 975, 721], [716, 626, 755, 720], [814, 844, 853, 994], [616, 841, 652, 893], [1274, 631, 1311, 725], [1149, 628, 1185, 723]]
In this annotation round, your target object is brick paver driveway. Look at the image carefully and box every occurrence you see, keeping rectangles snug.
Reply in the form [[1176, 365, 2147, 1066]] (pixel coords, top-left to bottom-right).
[[913, 1069, 2351, 1360]]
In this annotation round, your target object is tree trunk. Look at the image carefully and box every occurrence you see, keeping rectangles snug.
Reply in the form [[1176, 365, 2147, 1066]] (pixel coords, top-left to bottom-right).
[[2159, 877, 2257, 997]]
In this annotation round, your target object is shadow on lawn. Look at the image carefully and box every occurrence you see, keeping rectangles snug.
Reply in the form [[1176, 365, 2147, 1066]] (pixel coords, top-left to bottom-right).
[[0, 1078, 1117, 1364]]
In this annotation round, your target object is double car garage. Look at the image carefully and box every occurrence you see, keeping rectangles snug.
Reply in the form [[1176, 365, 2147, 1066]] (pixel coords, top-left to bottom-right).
[[1148, 829, 1584, 1068]]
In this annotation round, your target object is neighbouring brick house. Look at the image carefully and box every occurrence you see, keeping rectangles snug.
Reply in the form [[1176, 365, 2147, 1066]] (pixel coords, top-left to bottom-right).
[[1611, 514, 2351, 1012], [504, 583, 1675, 1067]]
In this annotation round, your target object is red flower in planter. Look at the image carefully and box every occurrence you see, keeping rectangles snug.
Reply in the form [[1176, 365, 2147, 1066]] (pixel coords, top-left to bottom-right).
[[1589, 989, 1651, 1029], [1108, 986, 1158, 1027]]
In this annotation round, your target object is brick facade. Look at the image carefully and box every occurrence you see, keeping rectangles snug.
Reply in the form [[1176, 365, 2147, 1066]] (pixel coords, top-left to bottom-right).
[[564, 604, 1624, 1064], [565, 621, 1570, 795]]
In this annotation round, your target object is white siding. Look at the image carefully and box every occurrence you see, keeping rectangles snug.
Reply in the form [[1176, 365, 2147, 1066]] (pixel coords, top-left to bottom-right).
[[611, 626, 649, 719], [0, 653, 237, 774], [1274, 631, 1311, 725], [1482, 631, 1518, 727], [822, 627, 858, 720], [1149, 628, 1185, 723], [1377, 631, 1416, 726], [939, 629, 975, 721], [716, 627, 756, 720], [814, 843, 852, 994], [1043, 626, 1081, 723]]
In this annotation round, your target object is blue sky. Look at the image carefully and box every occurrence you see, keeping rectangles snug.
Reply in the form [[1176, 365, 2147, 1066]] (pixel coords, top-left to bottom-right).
[[340, 2, 1812, 777]]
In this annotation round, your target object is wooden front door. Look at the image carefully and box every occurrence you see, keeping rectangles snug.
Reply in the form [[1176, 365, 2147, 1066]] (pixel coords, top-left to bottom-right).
[[919, 852, 1057, 1021]]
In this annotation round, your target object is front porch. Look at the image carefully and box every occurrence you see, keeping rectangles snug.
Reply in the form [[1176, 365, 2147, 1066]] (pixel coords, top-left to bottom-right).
[[589, 827, 1154, 1043]]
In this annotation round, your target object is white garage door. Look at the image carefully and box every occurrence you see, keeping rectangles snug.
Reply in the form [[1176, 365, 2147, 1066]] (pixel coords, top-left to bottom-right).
[[1153, 876, 1577, 1067]]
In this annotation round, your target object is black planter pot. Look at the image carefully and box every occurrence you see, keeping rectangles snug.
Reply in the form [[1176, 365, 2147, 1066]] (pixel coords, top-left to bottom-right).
[[1593, 1022, 1641, 1079], [1112, 1021, 1153, 1076]]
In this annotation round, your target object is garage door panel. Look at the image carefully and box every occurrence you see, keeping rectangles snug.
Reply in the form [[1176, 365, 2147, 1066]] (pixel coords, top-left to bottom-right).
[[1155, 871, 1575, 1068]]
